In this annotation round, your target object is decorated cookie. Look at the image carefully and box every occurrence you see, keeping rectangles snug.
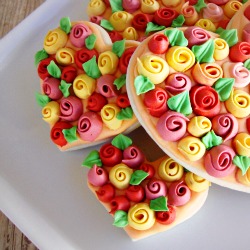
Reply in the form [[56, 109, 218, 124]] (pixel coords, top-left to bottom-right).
[[35, 18, 140, 151], [87, 0, 243, 42], [126, 27, 250, 192], [82, 134, 210, 240]]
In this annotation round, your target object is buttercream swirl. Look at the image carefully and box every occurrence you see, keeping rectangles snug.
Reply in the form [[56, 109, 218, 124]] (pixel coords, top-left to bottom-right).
[[90, 16, 103, 25], [204, 145, 236, 177], [158, 157, 184, 182], [98, 51, 119, 75], [148, 34, 169, 54], [37, 58, 54, 80], [61, 66, 77, 83], [55, 47, 75, 66], [178, 136, 206, 161], [50, 121, 72, 147], [145, 178, 167, 200], [96, 183, 115, 202], [100, 143, 123, 166], [184, 26, 211, 47], [203, 3, 223, 22], [77, 112, 103, 142], [122, 146, 145, 169], [166, 46, 195, 72], [224, 0, 242, 19], [87, 0, 106, 16], [42, 77, 63, 100], [122, 27, 138, 40], [141, 0, 160, 14], [168, 181, 191, 206], [69, 23, 92, 48], [185, 173, 210, 192], [165, 73, 191, 95], [213, 38, 229, 61], [109, 163, 133, 190], [87, 92, 107, 112], [75, 48, 98, 69], [88, 165, 108, 187], [187, 116, 212, 137], [153, 7, 179, 27], [155, 206, 176, 225], [42, 101, 60, 125], [122, 0, 141, 13], [132, 13, 151, 31], [109, 11, 133, 32], [125, 185, 145, 203], [137, 55, 169, 84], [128, 203, 155, 230], [73, 74, 96, 99], [97, 75, 119, 98], [119, 47, 136, 74], [195, 19, 216, 32], [233, 133, 250, 157], [156, 111, 189, 142], [181, 2, 199, 26], [229, 42, 250, 63]]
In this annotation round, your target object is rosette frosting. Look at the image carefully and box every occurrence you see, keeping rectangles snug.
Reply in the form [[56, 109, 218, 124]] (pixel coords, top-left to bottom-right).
[[75, 48, 98, 69], [224, 0, 242, 19], [155, 206, 176, 225], [233, 133, 250, 157], [98, 51, 119, 75], [97, 75, 119, 98], [73, 74, 96, 99], [69, 23, 92, 48], [141, 0, 160, 14], [37, 58, 54, 80], [132, 13, 151, 31], [61, 66, 77, 83], [109, 196, 130, 214], [153, 7, 179, 27], [87, 0, 106, 16], [42, 101, 60, 125], [77, 112, 103, 141], [123, 27, 138, 40], [181, 2, 199, 26], [125, 185, 145, 203], [187, 116, 212, 137], [236, 168, 250, 186], [119, 47, 136, 74], [100, 143, 123, 166], [122, 146, 145, 168], [87, 92, 107, 112], [90, 16, 103, 25], [165, 73, 191, 95], [185, 173, 210, 192], [213, 38, 229, 61], [55, 47, 75, 66], [162, 0, 182, 7], [100, 104, 122, 130], [88, 165, 108, 187], [203, 3, 224, 22], [195, 19, 216, 32], [109, 11, 133, 32], [122, 0, 141, 13], [42, 77, 63, 100], [96, 183, 115, 202], [145, 178, 167, 200], [168, 181, 191, 206], [229, 42, 250, 62], [50, 121, 72, 147], [243, 23, 250, 43]]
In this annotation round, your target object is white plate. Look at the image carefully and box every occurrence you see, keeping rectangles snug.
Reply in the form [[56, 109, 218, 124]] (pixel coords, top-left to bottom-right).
[[0, 1, 250, 249]]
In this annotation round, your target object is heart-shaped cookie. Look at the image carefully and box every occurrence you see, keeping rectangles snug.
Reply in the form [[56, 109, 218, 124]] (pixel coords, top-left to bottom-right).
[[87, 0, 243, 42], [35, 19, 140, 151], [82, 134, 210, 241], [126, 27, 250, 192]]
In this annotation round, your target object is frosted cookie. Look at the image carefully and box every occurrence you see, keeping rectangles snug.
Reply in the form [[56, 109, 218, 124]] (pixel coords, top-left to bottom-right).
[[82, 134, 210, 240], [87, 0, 243, 42], [126, 27, 250, 192], [35, 18, 140, 151]]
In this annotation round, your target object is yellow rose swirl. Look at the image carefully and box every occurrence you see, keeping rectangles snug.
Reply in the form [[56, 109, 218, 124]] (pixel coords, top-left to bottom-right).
[[87, 0, 106, 17], [141, 0, 160, 14], [185, 172, 211, 192], [55, 47, 75, 66], [73, 74, 96, 99], [98, 51, 119, 75], [42, 101, 60, 125], [187, 116, 212, 137], [109, 11, 133, 32], [101, 104, 122, 130]]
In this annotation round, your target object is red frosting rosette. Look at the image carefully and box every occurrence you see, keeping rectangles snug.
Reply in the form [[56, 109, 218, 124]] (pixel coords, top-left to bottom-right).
[[90, 16, 103, 25], [109, 196, 130, 214], [96, 183, 116, 202], [122, 146, 145, 168], [100, 143, 123, 166], [155, 206, 176, 225], [119, 47, 137, 74], [108, 31, 123, 43], [61, 66, 78, 83], [87, 92, 107, 112], [148, 34, 169, 54], [75, 48, 98, 69], [168, 181, 191, 206], [153, 7, 179, 27], [184, 26, 211, 47], [139, 163, 155, 179], [97, 75, 119, 97], [69, 23, 92, 48], [116, 93, 130, 108], [50, 121, 72, 147], [132, 13, 152, 31], [229, 42, 250, 62], [77, 112, 103, 142], [37, 58, 54, 80], [42, 77, 63, 100], [125, 185, 145, 203], [190, 85, 221, 118]]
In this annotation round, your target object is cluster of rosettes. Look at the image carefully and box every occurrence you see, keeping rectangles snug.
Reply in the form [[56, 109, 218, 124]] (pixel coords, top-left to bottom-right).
[[87, 0, 244, 42], [35, 18, 138, 149], [134, 27, 250, 184], [83, 134, 210, 231]]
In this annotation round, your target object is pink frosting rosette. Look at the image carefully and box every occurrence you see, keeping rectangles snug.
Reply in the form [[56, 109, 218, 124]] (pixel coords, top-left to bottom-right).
[[184, 26, 211, 47], [69, 23, 92, 48], [165, 73, 192, 95], [97, 75, 119, 98], [60, 96, 83, 122], [156, 111, 189, 142], [212, 113, 238, 142], [243, 23, 250, 43], [122, 0, 141, 13], [88, 165, 108, 187], [204, 145, 236, 178], [42, 77, 63, 100], [122, 146, 145, 169], [145, 179, 167, 200], [203, 3, 224, 22], [77, 112, 103, 141]]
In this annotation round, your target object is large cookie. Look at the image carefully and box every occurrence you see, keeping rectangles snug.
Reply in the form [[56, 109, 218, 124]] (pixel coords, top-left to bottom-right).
[[126, 27, 250, 192], [87, 0, 243, 42], [82, 134, 210, 240], [35, 19, 140, 151]]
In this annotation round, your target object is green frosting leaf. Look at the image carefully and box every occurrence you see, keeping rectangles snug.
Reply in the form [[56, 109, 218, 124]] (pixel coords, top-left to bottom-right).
[[134, 75, 155, 95], [192, 39, 215, 63], [114, 74, 126, 90], [100, 19, 114, 31], [113, 210, 128, 227], [85, 34, 97, 50], [112, 39, 126, 57], [171, 15, 185, 28], [82, 150, 102, 168], [34, 49, 48, 66], [242, 0, 248, 3], [35, 92, 50, 107], [243, 59, 250, 70], [164, 29, 188, 47], [111, 134, 133, 150], [167, 91, 192, 116], [116, 107, 133, 120], [59, 80, 72, 97], [62, 126, 78, 143], [194, 0, 207, 12], [201, 130, 223, 149], [60, 17, 71, 34], [145, 22, 165, 36], [129, 170, 149, 185], [233, 155, 250, 175], [110, 0, 123, 13], [150, 196, 168, 211], [47, 61, 61, 78], [215, 28, 238, 47], [83, 56, 101, 79], [213, 78, 234, 101]]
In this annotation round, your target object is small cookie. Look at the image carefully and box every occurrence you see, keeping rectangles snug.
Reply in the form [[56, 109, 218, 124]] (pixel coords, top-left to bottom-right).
[[82, 134, 210, 240]]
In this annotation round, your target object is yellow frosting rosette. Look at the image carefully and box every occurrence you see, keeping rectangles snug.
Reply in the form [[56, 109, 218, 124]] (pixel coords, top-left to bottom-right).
[[185, 172, 211, 192], [42, 101, 60, 125], [128, 203, 155, 230], [166, 46, 195, 72], [187, 116, 212, 137], [192, 62, 223, 86], [224, 0, 242, 19], [55, 47, 75, 66], [123, 27, 138, 41], [73, 74, 96, 99], [213, 38, 229, 61], [233, 133, 250, 157], [109, 163, 133, 190], [101, 104, 122, 130], [158, 157, 184, 182], [195, 19, 216, 32], [98, 51, 119, 75], [43, 28, 68, 55], [141, 0, 160, 14], [225, 89, 250, 118], [178, 136, 206, 161], [109, 11, 133, 32], [137, 55, 169, 84], [236, 168, 250, 186], [87, 0, 106, 16], [162, 0, 181, 7]]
